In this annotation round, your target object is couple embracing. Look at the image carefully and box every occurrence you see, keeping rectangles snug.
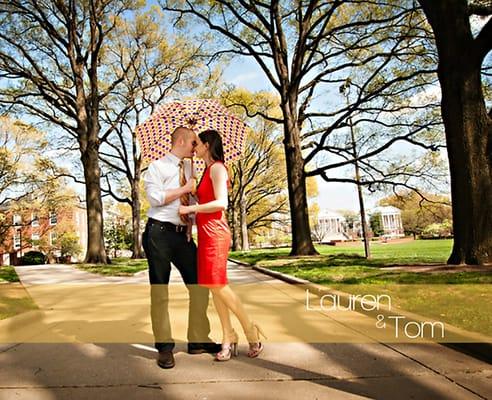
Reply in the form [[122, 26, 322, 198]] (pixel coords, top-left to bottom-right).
[[143, 127, 264, 369]]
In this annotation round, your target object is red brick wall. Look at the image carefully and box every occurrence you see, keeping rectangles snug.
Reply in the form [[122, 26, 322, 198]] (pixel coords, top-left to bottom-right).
[[0, 205, 86, 264]]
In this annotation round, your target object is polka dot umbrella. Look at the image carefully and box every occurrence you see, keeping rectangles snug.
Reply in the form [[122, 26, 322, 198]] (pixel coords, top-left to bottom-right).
[[136, 99, 247, 170]]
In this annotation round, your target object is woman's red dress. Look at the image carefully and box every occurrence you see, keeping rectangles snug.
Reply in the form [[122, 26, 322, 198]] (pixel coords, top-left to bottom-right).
[[196, 162, 231, 286]]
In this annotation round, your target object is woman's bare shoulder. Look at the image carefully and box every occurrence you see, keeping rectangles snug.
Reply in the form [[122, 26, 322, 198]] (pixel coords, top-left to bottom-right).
[[209, 161, 228, 180], [210, 161, 227, 173]]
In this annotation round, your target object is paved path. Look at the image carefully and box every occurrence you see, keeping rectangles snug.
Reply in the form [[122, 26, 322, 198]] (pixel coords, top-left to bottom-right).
[[12, 262, 273, 285], [0, 262, 490, 399]]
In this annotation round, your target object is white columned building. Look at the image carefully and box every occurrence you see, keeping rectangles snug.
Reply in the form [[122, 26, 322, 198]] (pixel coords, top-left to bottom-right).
[[370, 206, 404, 238], [315, 210, 349, 242]]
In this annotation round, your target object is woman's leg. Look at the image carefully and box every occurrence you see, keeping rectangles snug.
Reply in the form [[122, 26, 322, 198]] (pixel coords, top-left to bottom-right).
[[211, 285, 265, 358], [211, 290, 238, 360], [210, 285, 252, 335], [211, 291, 234, 339]]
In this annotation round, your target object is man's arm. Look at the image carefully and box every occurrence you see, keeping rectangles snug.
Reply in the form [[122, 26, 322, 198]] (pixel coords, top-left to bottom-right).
[[143, 162, 194, 206], [163, 182, 194, 205]]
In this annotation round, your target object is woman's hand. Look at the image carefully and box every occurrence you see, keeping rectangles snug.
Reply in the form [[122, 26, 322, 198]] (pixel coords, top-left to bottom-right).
[[179, 205, 194, 215], [183, 177, 196, 194], [190, 177, 197, 195]]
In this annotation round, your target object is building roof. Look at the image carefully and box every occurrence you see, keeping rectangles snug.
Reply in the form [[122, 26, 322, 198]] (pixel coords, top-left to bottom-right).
[[370, 206, 401, 215], [318, 209, 345, 219]]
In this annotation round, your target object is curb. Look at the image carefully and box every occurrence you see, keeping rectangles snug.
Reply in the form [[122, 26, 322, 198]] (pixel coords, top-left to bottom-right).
[[228, 257, 492, 363]]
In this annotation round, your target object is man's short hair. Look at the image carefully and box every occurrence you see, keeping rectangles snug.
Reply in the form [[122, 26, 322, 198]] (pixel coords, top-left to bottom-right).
[[171, 126, 192, 145]]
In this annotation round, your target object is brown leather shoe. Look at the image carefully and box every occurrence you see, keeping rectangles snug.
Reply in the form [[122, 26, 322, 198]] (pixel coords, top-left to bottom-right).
[[157, 350, 175, 369]]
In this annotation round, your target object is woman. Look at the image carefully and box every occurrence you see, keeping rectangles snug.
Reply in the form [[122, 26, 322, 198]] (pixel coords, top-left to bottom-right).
[[179, 129, 265, 361]]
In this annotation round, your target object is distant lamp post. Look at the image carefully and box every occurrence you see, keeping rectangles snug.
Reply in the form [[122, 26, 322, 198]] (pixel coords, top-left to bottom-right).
[[339, 80, 371, 259]]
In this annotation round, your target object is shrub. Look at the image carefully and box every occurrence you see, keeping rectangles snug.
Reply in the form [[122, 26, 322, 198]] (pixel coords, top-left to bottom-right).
[[421, 220, 453, 239], [21, 251, 46, 265], [58, 232, 82, 257]]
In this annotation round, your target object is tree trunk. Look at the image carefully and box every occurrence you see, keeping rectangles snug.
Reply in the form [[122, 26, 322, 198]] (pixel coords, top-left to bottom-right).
[[230, 203, 241, 251], [419, 0, 492, 265], [240, 201, 250, 251], [130, 182, 144, 259], [81, 135, 108, 264], [282, 106, 318, 256]]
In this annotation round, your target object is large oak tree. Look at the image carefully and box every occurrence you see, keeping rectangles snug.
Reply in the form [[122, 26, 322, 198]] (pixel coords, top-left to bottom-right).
[[0, 0, 141, 263], [417, 0, 492, 264]]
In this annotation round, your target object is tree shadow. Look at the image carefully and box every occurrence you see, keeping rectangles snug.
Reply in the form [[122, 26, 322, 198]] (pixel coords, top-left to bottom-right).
[[1, 272, 487, 398]]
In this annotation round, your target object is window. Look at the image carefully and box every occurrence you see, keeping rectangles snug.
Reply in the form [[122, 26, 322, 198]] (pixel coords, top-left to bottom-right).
[[31, 232, 40, 241], [49, 212, 57, 225], [13, 229, 21, 249], [13, 214, 21, 226], [49, 231, 57, 246], [31, 213, 39, 227]]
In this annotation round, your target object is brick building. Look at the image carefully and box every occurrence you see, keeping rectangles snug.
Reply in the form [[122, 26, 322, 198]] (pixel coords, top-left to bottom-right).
[[0, 202, 87, 265]]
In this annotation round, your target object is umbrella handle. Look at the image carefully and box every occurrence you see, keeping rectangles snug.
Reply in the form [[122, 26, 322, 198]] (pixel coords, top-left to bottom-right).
[[190, 158, 197, 195]]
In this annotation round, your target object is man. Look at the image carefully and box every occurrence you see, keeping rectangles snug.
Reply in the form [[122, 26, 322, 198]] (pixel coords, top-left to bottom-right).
[[142, 126, 220, 369]]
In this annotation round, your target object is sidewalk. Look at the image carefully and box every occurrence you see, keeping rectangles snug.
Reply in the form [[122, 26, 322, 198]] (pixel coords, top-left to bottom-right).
[[0, 262, 490, 399]]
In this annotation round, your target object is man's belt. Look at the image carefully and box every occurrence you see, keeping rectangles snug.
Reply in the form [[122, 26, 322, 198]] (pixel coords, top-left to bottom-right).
[[148, 218, 187, 233]]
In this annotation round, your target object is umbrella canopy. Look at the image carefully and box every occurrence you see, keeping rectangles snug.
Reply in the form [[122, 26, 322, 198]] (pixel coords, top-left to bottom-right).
[[136, 99, 247, 166]]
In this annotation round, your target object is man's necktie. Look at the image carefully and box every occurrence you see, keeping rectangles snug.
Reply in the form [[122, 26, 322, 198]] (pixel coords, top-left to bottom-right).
[[179, 160, 190, 224]]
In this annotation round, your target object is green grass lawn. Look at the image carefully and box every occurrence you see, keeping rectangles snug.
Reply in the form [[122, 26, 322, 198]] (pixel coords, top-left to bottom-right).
[[0, 290, 38, 320], [326, 283, 492, 337], [0, 267, 37, 320], [77, 257, 148, 276], [230, 239, 492, 337], [230, 239, 454, 267], [229, 239, 491, 284], [0, 266, 20, 283]]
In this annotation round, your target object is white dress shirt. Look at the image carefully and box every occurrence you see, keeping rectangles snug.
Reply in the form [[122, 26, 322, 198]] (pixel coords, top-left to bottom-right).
[[143, 153, 195, 225]]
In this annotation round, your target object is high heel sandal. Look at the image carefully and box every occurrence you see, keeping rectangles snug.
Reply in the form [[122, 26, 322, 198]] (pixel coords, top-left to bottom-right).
[[215, 330, 239, 362], [245, 322, 266, 358]]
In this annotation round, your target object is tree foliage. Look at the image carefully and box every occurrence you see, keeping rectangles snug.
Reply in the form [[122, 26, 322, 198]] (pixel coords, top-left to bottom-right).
[[221, 88, 289, 250], [369, 212, 384, 237], [0, 117, 50, 205], [0, 117, 64, 246], [104, 202, 132, 258]]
